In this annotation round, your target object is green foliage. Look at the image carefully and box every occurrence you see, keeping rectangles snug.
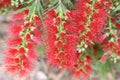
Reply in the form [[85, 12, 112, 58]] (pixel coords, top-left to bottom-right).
[[113, 4, 120, 12], [93, 58, 112, 80]]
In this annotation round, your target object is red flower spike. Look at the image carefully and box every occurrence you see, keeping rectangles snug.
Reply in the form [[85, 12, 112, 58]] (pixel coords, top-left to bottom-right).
[[56, 40, 63, 48], [33, 15, 41, 21], [52, 59, 60, 66], [5, 11, 40, 78], [115, 23, 120, 28], [33, 15, 42, 27], [21, 54, 27, 60], [46, 9, 57, 18], [8, 48, 18, 56], [58, 52, 65, 59], [99, 34, 107, 43], [60, 32, 65, 38], [117, 51, 120, 56], [8, 37, 22, 46], [27, 42, 34, 50], [13, 13, 25, 20], [85, 55, 92, 63], [31, 36, 41, 44], [16, 64, 21, 70], [55, 17, 61, 24], [23, 10, 29, 15], [3, 0, 11, 4], [14, 58, 20, 63], [28, 49, 37, 60], [110, 17, 115, 23], [18, 47, 25, 54], [85, 64, 92, 73], [9, 24, 22, 36], [5, 57, 15, 64], [33, 28, 41, 37], [26, 33, 31, 40], [19, 69, 29, 78], [6, 66, 16, 73], [24, 21, 31, 28]]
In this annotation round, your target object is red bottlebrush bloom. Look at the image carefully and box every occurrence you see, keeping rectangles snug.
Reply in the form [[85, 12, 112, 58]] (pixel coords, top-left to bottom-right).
[[46, 9, 57, 18], [8, 37, 22, 46], [18, 47, 25, 54], [85, 64, 92, 73], [90, 21, 102, 33], [5, 12, 40, 78], [24, 21, 32, 28], [26, 33, 31, 40], [56, 40, 63, 48], [7, 48, 18, 56], [51, 59, 61, 66], [78, 24, 85, 33], [92, 9, 107, 21], [65, 35, 78, 45], [32, 36, 41, 44], [46, 25, 58, 34], [23, 10, 29, 15], [94, 2, 103, 9], [86, 31, 95, 41], [110, 17, 115, 23], [94, 0, 111, 9], [73, 69, 90, 80], [85, 55, 92, 63], [33, 15, 42, 27], [55, 17, 61, 25], [27, 42, 38, 60], [63, 22, 79, 35], [33, 28, 41, 37], [27, 42, 34, 49], [28, 49, 37, 60], [117, 38, 120, 48], [3, 0, 11, 4], [0, 2, 3, 8], [33, 15, 41, 21], [63, 44, 77, 54], [8, 24, 22, 36], [115, 23, 120, 28], [58, 52, 65, 59], [4, 0, 115, 79], [13, 12, 25, 20], [98, 34, 107, 43]]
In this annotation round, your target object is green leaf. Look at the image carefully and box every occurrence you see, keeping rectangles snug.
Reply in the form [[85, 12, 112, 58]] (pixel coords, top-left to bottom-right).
[[37, 42, 46, 57], [113, 4, 120, 12], [95, 49, 104, 59], [114, 63, 120, 72], [49, 0, 58, 6]]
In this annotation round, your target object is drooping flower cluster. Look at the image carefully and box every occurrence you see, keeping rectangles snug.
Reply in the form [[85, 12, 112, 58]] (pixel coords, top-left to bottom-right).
[[4, 10, 42, 78], [44, 0, 112, 79], [67, 0, 112, 78], [44, 9, 79, 71], [3, 0, 120, 79], [0, 0, 11, 8]]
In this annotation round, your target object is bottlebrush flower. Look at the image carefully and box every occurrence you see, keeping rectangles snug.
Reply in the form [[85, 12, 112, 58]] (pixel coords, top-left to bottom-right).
[[33, 15, 42, 27], [7, 37, 22, 46], [44, 9, 78, 71], [0, 0, 11, 8], [13, 12, 25, 20], [8, 23, 22, 36], [115, 23, 120, 28], [4, 0, 116, 79], [4, 12, 42, 78]]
